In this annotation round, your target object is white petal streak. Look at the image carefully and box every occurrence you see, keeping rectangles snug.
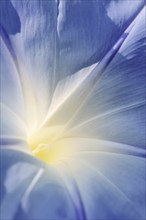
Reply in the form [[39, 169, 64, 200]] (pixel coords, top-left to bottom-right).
[[54, 138, 145, 160], [21, 169, 44, 210], [70, 101, 145, 132], [0, 103, 26, 128]]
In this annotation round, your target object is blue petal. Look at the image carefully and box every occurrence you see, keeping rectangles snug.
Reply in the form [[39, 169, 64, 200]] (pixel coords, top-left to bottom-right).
[[0, 149, 78, 220], [1, 2, 145, 220], [0, 38, 24, 119], [60, 147, 146, 220], [0, 0, 21, 35], [67, 6, 146, 148], [1, 0, 145, 119], [0, 37, 27, 147], [56, 0, 144, 72]]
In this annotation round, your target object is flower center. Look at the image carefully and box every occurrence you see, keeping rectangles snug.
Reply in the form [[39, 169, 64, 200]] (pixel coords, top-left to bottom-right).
[[27, 127, 61, 164]]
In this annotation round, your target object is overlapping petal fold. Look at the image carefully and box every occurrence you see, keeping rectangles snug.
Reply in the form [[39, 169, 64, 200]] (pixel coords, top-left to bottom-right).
[[0, 149, 79, 220], [60, 148, 146, 220], [69, 5, 146, 148]]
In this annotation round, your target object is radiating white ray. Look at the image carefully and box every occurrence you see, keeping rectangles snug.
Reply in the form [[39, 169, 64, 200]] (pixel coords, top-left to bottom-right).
[[0, 103, 27, 128], [70, 101, 145, 133]]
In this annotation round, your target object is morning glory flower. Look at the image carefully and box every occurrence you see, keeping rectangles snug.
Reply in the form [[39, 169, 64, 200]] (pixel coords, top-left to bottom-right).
[[0, 0, 146, 219]]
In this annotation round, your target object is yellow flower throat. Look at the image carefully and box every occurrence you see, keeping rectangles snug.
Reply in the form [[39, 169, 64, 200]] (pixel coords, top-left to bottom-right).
[[27, 127, 63, 165]]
